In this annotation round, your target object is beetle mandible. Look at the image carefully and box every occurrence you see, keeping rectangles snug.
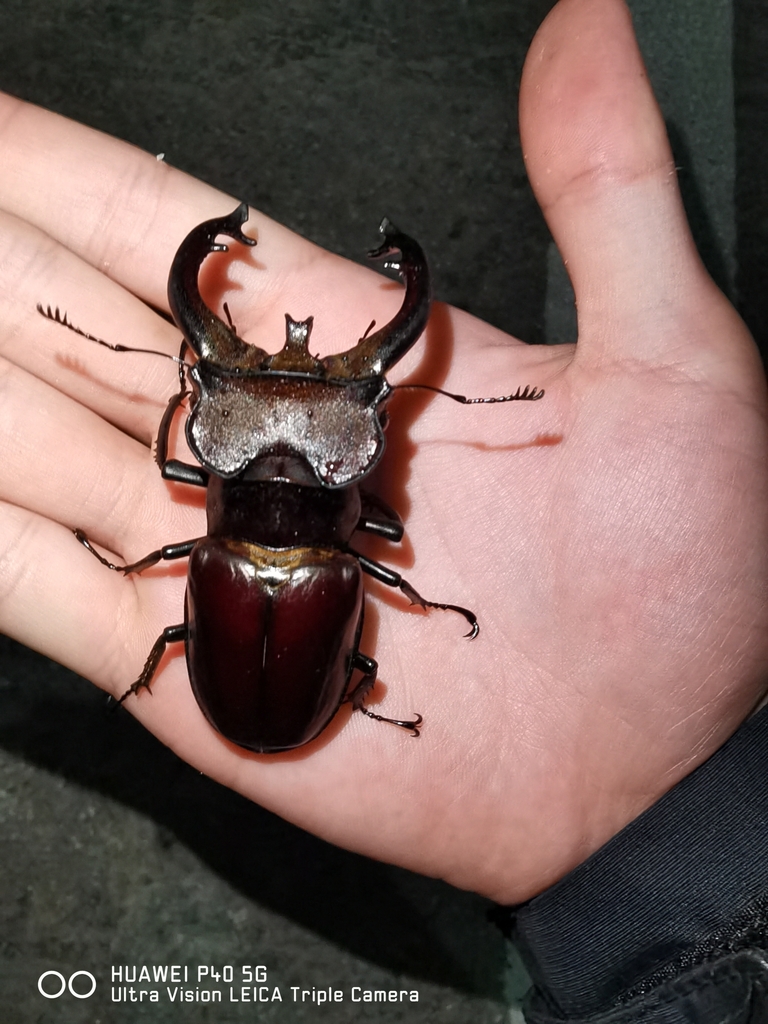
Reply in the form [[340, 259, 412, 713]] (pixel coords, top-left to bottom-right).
[[39, 203, 543, 753]]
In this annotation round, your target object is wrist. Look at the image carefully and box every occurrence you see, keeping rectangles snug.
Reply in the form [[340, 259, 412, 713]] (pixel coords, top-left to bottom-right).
[[507, 704, 768, 1020]]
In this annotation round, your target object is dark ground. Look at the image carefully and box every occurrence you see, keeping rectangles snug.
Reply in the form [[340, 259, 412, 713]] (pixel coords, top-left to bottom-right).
[[0, 2, 763, 1022]]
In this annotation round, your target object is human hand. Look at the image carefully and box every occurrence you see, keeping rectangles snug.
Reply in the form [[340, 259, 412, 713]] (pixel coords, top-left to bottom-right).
[[0, 0, 765, 905]]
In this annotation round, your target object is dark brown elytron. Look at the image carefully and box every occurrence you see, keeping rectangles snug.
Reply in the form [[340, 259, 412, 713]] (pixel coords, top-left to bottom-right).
[[41, 204, 543, 752]]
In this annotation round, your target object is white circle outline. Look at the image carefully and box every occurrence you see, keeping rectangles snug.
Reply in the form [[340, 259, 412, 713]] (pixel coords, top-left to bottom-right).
[[38, 971, 66, 999], [68, 970, 97, 999]]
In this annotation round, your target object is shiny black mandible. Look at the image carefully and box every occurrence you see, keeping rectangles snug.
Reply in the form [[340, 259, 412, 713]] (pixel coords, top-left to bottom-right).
[[43, 203, 543, 752]]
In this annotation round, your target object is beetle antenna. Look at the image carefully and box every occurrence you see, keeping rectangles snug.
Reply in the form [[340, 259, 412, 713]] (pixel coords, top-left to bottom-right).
[[37, 304, 189, 366], [392, 383, 545, 404]]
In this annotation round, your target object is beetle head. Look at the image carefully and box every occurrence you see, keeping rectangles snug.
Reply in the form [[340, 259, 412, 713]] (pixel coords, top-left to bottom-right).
[[169, 205, 432, 382], [170, 206, 431, 487]]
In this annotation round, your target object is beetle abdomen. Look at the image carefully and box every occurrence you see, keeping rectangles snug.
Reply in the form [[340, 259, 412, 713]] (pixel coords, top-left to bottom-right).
[[186, 539, 363, 752]]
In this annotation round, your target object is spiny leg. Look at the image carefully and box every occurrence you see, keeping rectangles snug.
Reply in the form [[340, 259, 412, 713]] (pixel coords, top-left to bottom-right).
[[76, 532, 193, 703], [350, 549, 479, 639], [155, 340, 190, 468], [149, 344, 212, 488], [346, 652, 422, 737], [74, 530, 198, 575], [117, 624, 187, 704]]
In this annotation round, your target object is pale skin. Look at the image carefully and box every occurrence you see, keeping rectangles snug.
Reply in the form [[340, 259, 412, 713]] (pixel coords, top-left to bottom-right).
[[0, 0, 766, 905]]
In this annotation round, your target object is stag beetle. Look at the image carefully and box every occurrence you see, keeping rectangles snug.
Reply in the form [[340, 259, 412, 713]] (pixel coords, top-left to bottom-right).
[[39, 204, 543, 753]]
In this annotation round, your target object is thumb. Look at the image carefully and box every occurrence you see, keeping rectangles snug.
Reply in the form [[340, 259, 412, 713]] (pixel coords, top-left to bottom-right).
[[519, 0, 753, 379]]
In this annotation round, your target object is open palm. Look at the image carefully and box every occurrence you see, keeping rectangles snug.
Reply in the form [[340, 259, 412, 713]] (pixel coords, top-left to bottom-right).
[[0, 0, 765, 905]]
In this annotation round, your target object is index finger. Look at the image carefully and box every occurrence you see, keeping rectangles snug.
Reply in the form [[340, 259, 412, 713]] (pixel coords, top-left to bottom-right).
[[0, 92, 302, 308], [0, 92, 458, 370]]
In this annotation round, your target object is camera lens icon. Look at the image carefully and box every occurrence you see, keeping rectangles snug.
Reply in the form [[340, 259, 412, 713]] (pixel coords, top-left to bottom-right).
[[38, 970, 96, 999]]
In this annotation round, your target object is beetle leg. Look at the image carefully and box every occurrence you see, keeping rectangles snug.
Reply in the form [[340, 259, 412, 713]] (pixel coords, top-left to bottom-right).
[[349, 549, 479, 639], [161, 459, 210, 488], [117, 624, 187, 704], [355, 490, 405, 542], [346, 653, 422, 737], [155, 340, 190, 468], [74, 530, 198, 575]]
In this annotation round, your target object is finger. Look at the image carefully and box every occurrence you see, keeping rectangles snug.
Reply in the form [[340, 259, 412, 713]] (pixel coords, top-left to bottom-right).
[[0, 92, 257, 308], [519, 0, 755, 374], [0, 208, 183, 441], [0, 92, 548, 395], [0, 349, 203, 557], [0, 94, 418, 361], [0, 499, 186, 694]]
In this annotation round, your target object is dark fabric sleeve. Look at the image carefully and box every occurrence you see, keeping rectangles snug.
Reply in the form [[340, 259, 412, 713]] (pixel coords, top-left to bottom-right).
[[510, 704, 768, 1023]]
